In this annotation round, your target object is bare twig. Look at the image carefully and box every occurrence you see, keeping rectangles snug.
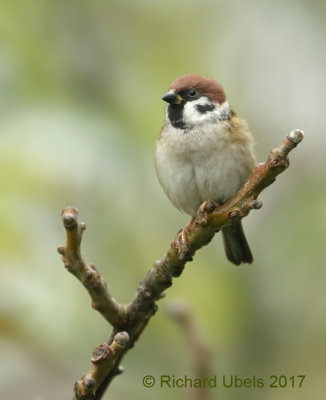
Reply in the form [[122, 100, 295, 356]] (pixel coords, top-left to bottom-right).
[[58, 130, 303, 399], [58, 207, 127, 327], [73, 332, 129, 400]]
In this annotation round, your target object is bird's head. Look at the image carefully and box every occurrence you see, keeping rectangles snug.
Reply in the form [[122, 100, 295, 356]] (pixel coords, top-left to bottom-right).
[[162, 74, 231, 129]]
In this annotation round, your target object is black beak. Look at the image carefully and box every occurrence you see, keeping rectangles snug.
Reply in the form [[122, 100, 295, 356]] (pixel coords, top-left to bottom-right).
[[161, 91, 183, 105]]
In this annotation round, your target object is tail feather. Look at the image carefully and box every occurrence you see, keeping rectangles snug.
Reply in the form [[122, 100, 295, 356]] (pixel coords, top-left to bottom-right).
[[222, 221, 253, 265]]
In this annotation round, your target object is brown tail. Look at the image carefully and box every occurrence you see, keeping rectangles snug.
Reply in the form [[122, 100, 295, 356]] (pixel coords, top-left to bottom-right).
[[222, 221, 253, 265]]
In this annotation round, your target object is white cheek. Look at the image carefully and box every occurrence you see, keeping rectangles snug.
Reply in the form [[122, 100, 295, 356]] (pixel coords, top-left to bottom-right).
[[183, 98, 214, 124]]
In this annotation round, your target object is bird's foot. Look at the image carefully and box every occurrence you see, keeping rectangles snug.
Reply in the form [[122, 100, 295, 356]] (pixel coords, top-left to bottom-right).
[[195, 200, 219, 226]]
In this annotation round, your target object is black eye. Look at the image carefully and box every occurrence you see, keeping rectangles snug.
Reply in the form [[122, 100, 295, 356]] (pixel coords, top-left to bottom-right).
[[188, 89, 197, 97]]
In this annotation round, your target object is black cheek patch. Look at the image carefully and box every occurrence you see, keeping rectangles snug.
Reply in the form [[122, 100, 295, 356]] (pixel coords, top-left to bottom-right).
[[196, 103, 215, 113]]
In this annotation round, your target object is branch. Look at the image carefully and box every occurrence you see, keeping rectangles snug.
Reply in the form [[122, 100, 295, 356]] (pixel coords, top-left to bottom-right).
[[58, 130, 303, 399], [58, 207, 127, 327], [73, 331, 129, 400]]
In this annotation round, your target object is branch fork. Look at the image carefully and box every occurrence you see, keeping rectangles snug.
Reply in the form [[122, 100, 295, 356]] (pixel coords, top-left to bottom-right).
[[58, 129, 303, 400]]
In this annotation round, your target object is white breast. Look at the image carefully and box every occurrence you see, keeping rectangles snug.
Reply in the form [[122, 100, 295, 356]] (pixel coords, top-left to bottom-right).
[[155, 120, 254, 216]]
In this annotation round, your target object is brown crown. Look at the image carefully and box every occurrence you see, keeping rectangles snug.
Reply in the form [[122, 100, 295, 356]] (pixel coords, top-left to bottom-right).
[[168, 74, 226, 104]]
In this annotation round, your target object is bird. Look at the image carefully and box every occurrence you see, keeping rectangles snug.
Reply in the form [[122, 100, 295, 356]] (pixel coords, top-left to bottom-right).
[[154, 74, 256, 265]]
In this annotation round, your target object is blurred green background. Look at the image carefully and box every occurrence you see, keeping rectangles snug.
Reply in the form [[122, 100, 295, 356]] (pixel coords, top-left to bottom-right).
[[0, 0, 325, 399]]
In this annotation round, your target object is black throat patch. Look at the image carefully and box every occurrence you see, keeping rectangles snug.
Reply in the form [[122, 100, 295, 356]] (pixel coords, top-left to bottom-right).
[[167, 103, 187, 129]]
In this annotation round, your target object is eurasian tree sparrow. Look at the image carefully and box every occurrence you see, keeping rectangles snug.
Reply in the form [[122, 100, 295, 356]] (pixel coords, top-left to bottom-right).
[[154, 74, 256, 265]]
